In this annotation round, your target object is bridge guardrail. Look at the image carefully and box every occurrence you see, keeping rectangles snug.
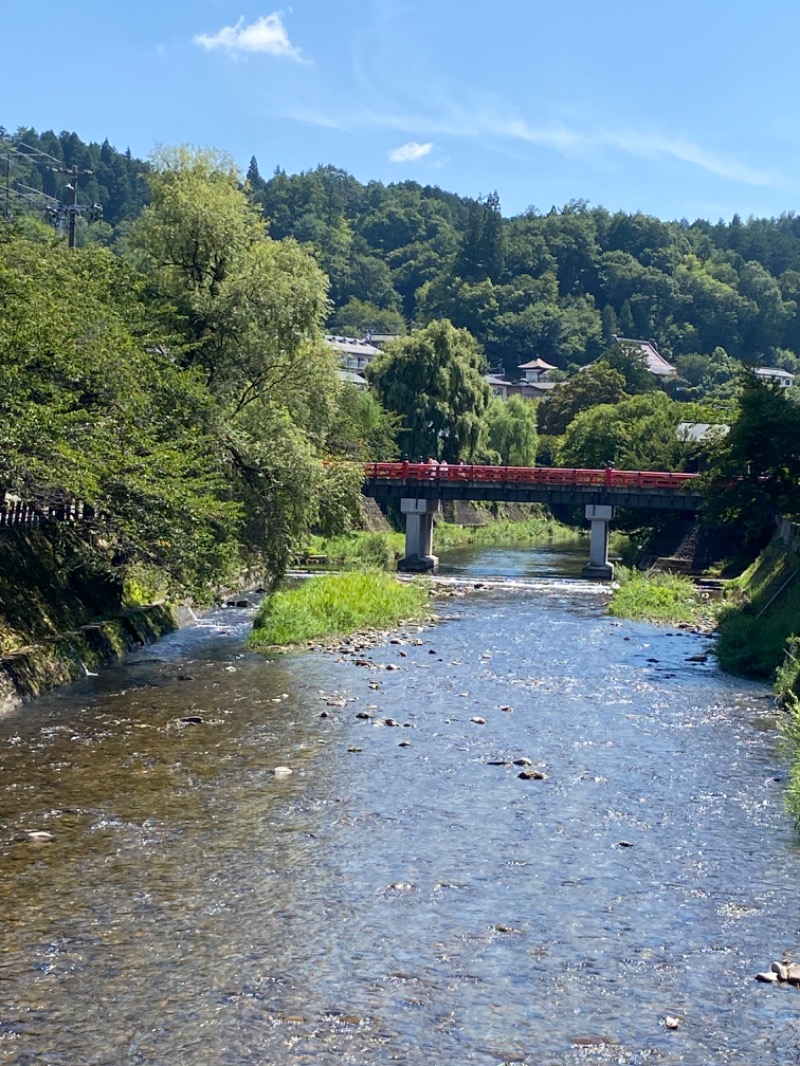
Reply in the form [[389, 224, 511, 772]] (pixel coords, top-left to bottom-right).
[[363, 462, 699, 492]]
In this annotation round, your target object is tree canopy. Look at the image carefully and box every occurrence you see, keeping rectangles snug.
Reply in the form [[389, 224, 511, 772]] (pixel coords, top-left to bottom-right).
[[0, 147, 376, 595], [558, 392, 688, 472], [0, 230, 239, 589], [485, 395, 539, 466], [11, 126, 800, 395]]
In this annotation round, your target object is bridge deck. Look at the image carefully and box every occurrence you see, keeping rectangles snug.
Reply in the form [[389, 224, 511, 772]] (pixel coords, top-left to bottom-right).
[[362, 463, 704, 512]]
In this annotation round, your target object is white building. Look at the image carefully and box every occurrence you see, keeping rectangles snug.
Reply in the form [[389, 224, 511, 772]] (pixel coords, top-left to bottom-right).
[[754, 367, 795, 388], [324, 335, 382, 373]]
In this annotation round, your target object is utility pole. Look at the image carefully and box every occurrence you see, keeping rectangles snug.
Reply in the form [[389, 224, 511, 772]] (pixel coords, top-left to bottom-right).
[[61, 163, 91, 248], [0, 139, 102, 238]]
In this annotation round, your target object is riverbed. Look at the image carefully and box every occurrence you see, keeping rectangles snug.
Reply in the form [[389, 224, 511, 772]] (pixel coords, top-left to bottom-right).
[[0, 544, 797, 1065]]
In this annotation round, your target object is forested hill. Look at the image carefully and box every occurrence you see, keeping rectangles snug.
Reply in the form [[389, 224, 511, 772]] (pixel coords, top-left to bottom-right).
[[250, 163, 800, 381], [6, 126, 800, 381]]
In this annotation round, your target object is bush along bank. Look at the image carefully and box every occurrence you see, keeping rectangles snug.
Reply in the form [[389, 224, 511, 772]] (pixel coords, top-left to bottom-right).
[[250, 571, 431, 648], [715, 537, 800, 680], [709, 526, 800, 828]]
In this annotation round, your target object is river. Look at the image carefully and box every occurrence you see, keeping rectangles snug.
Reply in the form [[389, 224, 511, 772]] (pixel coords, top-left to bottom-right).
[[1, 544, 798, 1065]]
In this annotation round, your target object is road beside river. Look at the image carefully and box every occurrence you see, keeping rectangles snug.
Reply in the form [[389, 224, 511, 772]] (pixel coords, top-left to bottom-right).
[[0, 545, 796, 1065]]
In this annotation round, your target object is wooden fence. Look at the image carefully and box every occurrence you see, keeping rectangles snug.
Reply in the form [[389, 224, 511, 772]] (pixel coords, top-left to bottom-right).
[[0, 495, 93, 530]]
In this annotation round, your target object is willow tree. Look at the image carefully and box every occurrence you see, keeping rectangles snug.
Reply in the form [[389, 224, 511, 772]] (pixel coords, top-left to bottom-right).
[[485, 395, 538, 466], [366, 319, 491, 461], [130, 147, 363, 582]]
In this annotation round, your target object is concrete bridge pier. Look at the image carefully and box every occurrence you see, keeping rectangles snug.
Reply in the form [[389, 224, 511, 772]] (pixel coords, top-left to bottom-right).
[[582, 504, 615, 580], [398, 498, 439, 572]]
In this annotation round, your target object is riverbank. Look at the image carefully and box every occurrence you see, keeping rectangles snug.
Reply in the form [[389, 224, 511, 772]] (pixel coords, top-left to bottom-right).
[[304, 510, 582, 570], [0, 604, 183, 715]]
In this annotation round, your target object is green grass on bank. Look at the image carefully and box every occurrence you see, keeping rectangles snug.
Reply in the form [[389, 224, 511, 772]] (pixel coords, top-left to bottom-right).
[[303, 513, 581, 570], [304, 531, 405, 570], [249, 571, 430, 647], [433, 514, 580, 550], [608, 568, 706, 626], [715, 540, 800, 678]]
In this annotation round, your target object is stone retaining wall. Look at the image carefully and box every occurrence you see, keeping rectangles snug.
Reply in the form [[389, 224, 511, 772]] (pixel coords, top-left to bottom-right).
[[0, 604, 182, 717]]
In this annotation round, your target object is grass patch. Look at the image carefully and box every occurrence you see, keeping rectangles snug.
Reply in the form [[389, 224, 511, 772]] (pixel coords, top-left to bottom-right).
[[609, 569, 706, 625], [250, 571, 430, 647]]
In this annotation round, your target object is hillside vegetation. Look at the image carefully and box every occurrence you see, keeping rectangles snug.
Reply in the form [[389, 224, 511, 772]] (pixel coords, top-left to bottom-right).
[[6, 127, 800, 396]]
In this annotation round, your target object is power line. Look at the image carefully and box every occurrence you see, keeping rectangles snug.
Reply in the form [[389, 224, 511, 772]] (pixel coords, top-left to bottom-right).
[[1, 138, 103, 242]]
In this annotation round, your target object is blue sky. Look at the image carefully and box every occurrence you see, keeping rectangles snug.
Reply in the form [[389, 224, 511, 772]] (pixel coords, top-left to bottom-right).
[[5, 0, 800, 221]]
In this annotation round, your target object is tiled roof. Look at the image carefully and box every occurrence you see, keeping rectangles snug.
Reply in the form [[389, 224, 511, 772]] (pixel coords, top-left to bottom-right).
[[755, 366, 794, 380], [324, 335, 382, 357], [518, 357, 557, 371], [611, 337, 675, 376]]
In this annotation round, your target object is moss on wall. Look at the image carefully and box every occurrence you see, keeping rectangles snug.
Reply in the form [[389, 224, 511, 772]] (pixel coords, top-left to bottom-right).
[[0, 525, 180, 713], [0, 525, 124, 653], [0, 605, 179, 713]]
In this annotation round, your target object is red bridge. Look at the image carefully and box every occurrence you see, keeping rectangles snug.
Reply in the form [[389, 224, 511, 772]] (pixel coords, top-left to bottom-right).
[[361, 463, 704, 578], [362, 462, 703, 510]]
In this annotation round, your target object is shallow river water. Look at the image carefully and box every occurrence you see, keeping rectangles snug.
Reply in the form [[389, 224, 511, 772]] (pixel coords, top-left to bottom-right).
[[1, 544, 799, 1065]]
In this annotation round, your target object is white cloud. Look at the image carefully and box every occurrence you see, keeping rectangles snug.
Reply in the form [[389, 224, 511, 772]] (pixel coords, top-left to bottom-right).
[[388, 141, 433, 163], [289, 96, 787, 190], [193, 13, 307, 62]]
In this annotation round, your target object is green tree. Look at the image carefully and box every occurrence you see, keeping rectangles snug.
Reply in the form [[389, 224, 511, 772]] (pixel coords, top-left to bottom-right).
[[330, 298, 406, 337], [130, 147, 360, 583], [537, 364, 628, 436], [0, 229, 239, 592], [455, 192, 506, 283], [559, 392, 686, 471], [703, 374, 800, 544], [485, 395, 538, 466], [598, 341, 658, 394], [366, 320, 491, 460], [325, 385, 400, 460]]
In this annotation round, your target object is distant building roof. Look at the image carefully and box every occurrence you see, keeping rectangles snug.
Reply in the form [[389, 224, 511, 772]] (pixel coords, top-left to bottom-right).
[[365, 333, 402, 346], [677, 421, 730, 443], [336, 369, 368, 387], [510, 381, 559, 397], [610, 336, 675, 377], [754, 366, 795, 384], [485, 374, 513, 387], [517, 358, 557, 371], [324, 335, 382, 357]]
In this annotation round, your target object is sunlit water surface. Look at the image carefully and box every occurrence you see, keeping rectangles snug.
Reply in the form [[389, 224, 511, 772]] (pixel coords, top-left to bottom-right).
[[1, 544, 798, 1065]]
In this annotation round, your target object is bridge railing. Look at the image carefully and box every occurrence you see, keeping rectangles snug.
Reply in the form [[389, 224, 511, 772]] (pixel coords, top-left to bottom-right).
[[364, 462, 699, 492]]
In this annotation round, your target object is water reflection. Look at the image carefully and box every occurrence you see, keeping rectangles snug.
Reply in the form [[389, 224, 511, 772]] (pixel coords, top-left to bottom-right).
[[0, 545, 795, 1065]]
